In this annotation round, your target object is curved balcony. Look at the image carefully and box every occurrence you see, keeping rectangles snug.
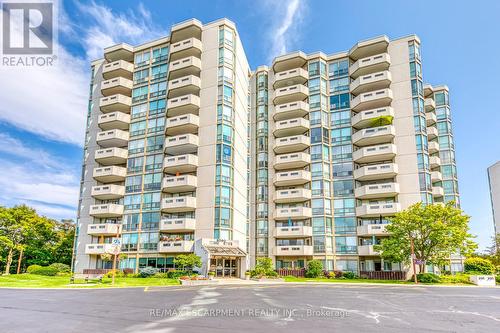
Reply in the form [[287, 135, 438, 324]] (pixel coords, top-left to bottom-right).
[[161, 196, 196, 213], [93, 166, 127, 183], [164, 134, 198, 155], [167, 94, 200, 117], [169, 37, 202, 62], [273, 84, 308, 105], [89, 204, 124, 218], [273, 68, 308, 89], [430, 155, 441, 169], [426, 112, 437, 126], [158, 240, 194, 253], [275, 226, 313, 238], [432, 186, 444, 197], [274, 206, 312, 220], [168, 75, 201, 98], [165, 114, 199, 136], [274, 188, 311, 203], [273, 101, 309, 121], [98, 111, 130, 130], [162, 175, 197, 193], [91, 184, 125, 200], [274, 170, 311, 187], [273, 152, 310, 170], [87, 223, 121, 236], [273, 117, 309, 138], [274, 135, 309, 154], [357, 224, 388, 236], [85, 243, 116, 255], [358, 245, 380, 256], [431, 171, 443, 182], [350, 71, 392, 95], [427, 126, 438, 140], [272, 52, 307, 73], [104, 43, 134, 62], [352, 107, 394, 129], [163, 154, 198, 174], [352, 144, 397, 164], [425, 98, 436, 111], [96, 129, 129, 148], [275, 245, 313, 256], [356, 202, 401, 217], [99, 94, 131, 113], [351, 89, 393, 112], [168, 56, 201, 80], [428, 141, 440, 154], [159, 218, 196, 232], [355, 182, 400, 199], [352, 125, 395, 146], [101, 77, 133, 97], [102, 59, 133, 80], [353, 163, 398, 181], [94, 147, 128, 165], [170, 19, 202, 43], [349, 53, 391, 79]]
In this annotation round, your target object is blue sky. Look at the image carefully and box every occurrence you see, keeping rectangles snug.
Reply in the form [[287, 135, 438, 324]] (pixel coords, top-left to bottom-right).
[[0, 0, 498, 250]]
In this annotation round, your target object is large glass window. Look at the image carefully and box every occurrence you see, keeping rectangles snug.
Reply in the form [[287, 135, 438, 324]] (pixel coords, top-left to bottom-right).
[[328, 59, 348, 77]]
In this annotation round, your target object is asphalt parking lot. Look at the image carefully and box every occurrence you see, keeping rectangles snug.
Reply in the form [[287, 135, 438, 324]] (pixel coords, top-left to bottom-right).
[[0, 284, 499, 332]]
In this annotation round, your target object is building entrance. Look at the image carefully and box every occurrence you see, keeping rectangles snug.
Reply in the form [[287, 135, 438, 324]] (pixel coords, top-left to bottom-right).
[[210, 257, 238, 278]]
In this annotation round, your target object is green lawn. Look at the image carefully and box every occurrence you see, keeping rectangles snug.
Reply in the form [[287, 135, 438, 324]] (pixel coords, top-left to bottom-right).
[[283, 276, 412, 284], [0, 274, 180, 288]]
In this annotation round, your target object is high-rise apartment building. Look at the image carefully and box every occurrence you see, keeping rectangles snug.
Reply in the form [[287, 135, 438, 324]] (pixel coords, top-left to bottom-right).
[[74, 18, 461, 277], [488, 161, 500, 236]]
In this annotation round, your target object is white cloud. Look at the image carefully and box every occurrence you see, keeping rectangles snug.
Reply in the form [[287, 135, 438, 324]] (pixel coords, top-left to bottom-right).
[[265, 0, 306, 63], [0, 1, 166, 146]]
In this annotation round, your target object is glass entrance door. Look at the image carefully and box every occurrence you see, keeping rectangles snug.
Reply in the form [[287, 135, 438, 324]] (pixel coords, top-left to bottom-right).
[[210, 257, 238, 278]]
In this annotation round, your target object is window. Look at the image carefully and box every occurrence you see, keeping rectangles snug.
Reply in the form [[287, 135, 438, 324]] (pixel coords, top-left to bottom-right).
[[330, 77, 349, 93], [133, 69, 149, 84], [132, 86, 148, 103], [309, 78, 320, 93], [142, 192, 161, 210], [335, 237, 357, 254], [127, 156, 143, 173], [333, 198, 355, 216], [218, 85, 233, 103], [147, 117, 165, 134], [219, 47, 234, 66], [215, 186, 232, 205], [216, 144, 232, 164], [331, 127, 351, 144], [309, 61, 320, 76], [124, 194, 141, 210], [333, 180, 354, 197], [334, 217, 356, 234], [145, 154, 163, 171], [217, 124, 233, 144], [215, 207, 231, 227], [330, 93, 350, 110], [125, 175, 142, 193], [129, 138, 145, 154], [332, 162, 353, 178], [149, 81, 167, 98], [123, 214, 139, 231], [130, 120, 146, 136], [218, 66, 233, 83], [135, 51, 150, 67], [152, 46, 168, 62], [435, 92, 448, 106], [140, 232, 159, 250], [331, 144, 352, 162], [219, 27, 234, 47], [142, 212, 160, 230], [149, 99, 166, 116], [143, 173, 162, 191], [121, 233, 138, 251], [217, 104, 233, 122], [328, 59, 349, 77], [146, 135, 163, 152], [151, 64, 167, 80]]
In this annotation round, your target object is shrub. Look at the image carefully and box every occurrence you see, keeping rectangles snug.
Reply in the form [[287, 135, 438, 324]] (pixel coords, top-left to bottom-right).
[[342, 271, 357, 279], [254, 257, 275, 277], [138, 267, 157, 278], [29, 266, 58, 276], [153, 272, 169, 278], [104, 270, 124, 278], [167, 270, 190, 279], [496, 275, 500, 284], [327, 272, 336, 279], [417, 273, 441, 283], [464, 257, 495, 275], [440, 273, 472, 284], [49, 263, 70, 273], [305, 260, 323, 278], [27, 265, 42, 274]]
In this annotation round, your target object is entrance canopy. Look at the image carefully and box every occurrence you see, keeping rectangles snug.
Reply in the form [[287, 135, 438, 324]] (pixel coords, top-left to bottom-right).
[[203, 245, 246, 257]]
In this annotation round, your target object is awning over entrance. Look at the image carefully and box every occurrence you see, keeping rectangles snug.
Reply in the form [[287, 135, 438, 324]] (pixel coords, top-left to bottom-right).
[[203, 245, 246, 257]]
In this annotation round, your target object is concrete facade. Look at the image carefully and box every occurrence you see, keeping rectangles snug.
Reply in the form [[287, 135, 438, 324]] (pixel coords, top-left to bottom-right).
[[488, 161, 500, 236]]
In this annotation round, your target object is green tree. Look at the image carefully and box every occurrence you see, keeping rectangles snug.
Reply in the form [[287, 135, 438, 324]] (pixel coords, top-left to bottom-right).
[[375, 202, 477, 273], [305, 260, 323, 278], [254, 257, 274, 276], [173, 253, 202, 271], [464, 257, 495, 274]]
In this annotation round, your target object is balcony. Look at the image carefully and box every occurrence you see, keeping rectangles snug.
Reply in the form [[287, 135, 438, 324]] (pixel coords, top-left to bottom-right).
[[94, 147, 128, 165], [273, 170, 311, 187], [93, 166, 127, 183], [352, 107, 394, 129], [102, 60, 134, 80], [424, 98, 436, 111], [353, 163, 398, 181], [87, 223, 120, 236], [352, 144, 397, 163], [98, 111, 130, 130], [85, 243, 116, 255], [428, 141, 440, 154], [164, 134, 199, 155], [162, 175, 197, 193], [158, 240, 194, 253], [168, 75, 201, 98], [431, 171, 443, 182], [432, 186, 444, 197], [161, 196, 197, 213], [273, 68, 308, 89], [100, 77, 133, 96], [167, 94, 200, 117], [165, 114, 199, 136], [104, 43, 134, 62], [430, 155, 441, 169], [159, 218, 196, 232], [274, 188, 311, 203], [351, 89, 393, 112], [356, 202, 401, 217], [169, 38, 202, 62], [273, 101, 309, 121], [99, 94, 131, 113], [89, 204, 124, 218], [426, 112, 437, 126], [358, 245, 380, 256], [352, 125, 395, 146], [349, 53, 391, 79], [427, 126, 438, 140], [274, 206, 312, 220], [96, 129, 129, 148], [170, 19, 202, 43], [273, 84, 309, 105], [273, 152, 310, 170], [275, 226, 313, 238], [168, 56, 202, 80], [273, 117, 309, 138], [357, 224, 388, 236], [355, 182, 400, 199], [272, 51, 307, 73], [91, 184, 125, 200], [163, 154, 198, 174], [274, 135, 309, 154], [275, 245, 313, 256], [350, 70, 392, 95]]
